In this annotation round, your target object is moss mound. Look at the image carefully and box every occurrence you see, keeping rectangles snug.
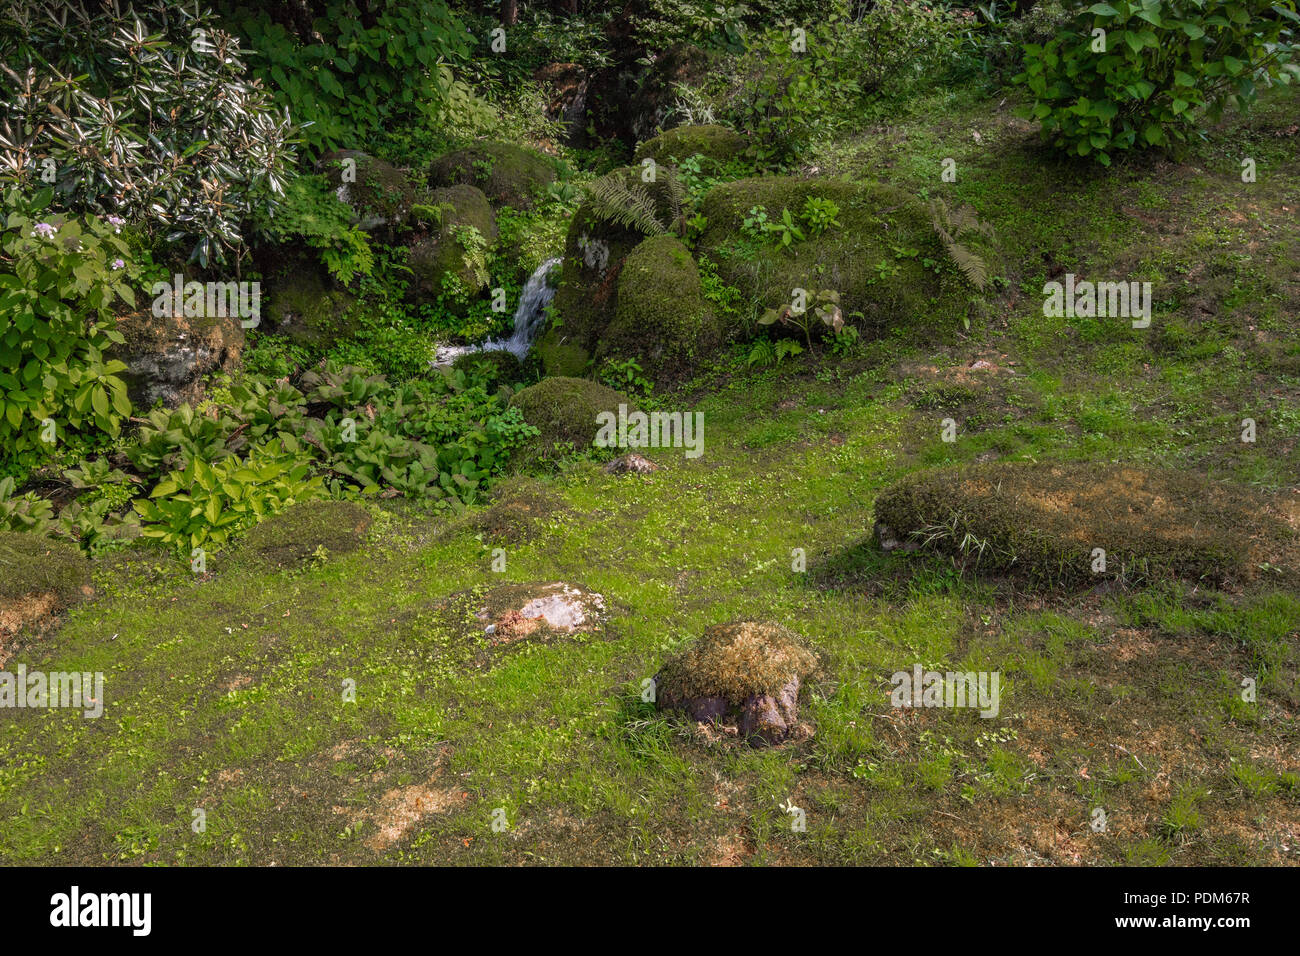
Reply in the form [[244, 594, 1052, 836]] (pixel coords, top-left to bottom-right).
[[597, 235, 725, 381], [472, 481, 569, 544], [406, 185, 499, 302], [696, 177, 976, 335], [0, 532, 92, 654], [509, 376, 632, 465], [264, 265, 358, 349], [657, 621, 817, 705], [534, 327, 592, 378], [873, 462, 1300, 589], [634, 124, 746, 168], [238, 500, 372, 569], [428, 142, 559, 210], [451, 349, 525, 387], [548, 167, 691, 375], [320, 152, 416, 233]]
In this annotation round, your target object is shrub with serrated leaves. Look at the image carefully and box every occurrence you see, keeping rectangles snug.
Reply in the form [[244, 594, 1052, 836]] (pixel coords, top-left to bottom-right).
[[0, 187, 133, 471], [0, 0, 298, 265], [1015, 0, 1299, 165]]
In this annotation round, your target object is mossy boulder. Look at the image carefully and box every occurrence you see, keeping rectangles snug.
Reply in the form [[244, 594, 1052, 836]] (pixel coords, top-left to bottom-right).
[[451, 349, 526, 387], [471, 479, 569, 545], [656, 621, 818, 746], [319, 152, 417, 234], [0, 532, 93, 664], [263, 265, 358, 349], [406, 185, 499, 303], [509, 376, 632, 466], [696, 177, 976, 336], [237, 500, 372, 570], [428, 142, 559, 210], [112, 305, 244, 410], [634, 124, 746, 168], [873, 462, 1300, 589], [596, 235, 726, 381], [534, 327, 592, 378], [548, 167, 688, 374]]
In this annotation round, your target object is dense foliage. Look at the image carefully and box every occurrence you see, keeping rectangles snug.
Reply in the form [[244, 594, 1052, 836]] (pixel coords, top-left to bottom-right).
[[1016, 0, 1300, 164], [0, 0, 298, 266], [5, 360, 536, 555], [692, 1, 959, 164], [224, 0, 471, 156], [0, 188, 133, 474]]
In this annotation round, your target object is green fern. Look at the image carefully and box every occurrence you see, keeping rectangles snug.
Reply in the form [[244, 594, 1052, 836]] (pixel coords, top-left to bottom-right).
[[928, 198, 996, 292], [584, 169, 689, 238]]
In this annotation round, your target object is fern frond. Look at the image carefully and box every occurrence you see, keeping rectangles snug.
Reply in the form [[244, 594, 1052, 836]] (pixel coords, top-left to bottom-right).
[[584, 173, 668, 236], [928, 197, 995, 292], [947, 243, 989, 291]]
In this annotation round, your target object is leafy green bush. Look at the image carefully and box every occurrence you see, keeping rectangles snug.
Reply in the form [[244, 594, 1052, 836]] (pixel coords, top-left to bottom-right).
[[134, 437, 324, 554], [696, 1, 957, 164], [230, 0, 470, 156], [126, 405, 233, 476], [0, 189, 133, 472], [0, 0, 298, 265], [1, 352, 537, 556], [299, 364, 537, 503], [943, 1, 1073, 85], [0, 475, 54, 533], [1015, 0, 1300, 164]]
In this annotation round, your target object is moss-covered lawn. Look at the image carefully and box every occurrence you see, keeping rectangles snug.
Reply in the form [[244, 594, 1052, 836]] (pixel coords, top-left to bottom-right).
[[2, 85, 1298, 866]]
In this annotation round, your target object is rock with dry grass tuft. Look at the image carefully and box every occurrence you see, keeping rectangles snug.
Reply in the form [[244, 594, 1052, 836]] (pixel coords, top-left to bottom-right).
[[655, 621, 818, 746]]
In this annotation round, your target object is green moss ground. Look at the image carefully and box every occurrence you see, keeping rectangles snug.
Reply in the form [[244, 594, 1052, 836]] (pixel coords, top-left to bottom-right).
[[2, 85, 1298, 866]]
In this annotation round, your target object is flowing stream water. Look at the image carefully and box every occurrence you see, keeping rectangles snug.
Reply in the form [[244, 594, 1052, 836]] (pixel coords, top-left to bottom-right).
[[432, 257, 561, 367]]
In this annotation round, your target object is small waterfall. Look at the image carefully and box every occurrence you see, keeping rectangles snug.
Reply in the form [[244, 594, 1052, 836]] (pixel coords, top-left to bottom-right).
[[432, 257, 561, 366]]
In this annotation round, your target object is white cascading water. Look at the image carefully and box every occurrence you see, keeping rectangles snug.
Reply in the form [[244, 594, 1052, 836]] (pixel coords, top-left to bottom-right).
[[432, 257, 561, 367]]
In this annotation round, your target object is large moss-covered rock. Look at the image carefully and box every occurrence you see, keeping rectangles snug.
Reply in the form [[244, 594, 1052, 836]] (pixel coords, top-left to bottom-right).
[[534, 327, 592, 378], [547, 167, 687, 374], [428, 142, 559, 210], [596, 235, 725, 380], [112, 305, 244, 410], [634, 124, 746, 168], [263, 264, 358, 349], [509, 376, 632, 466], [873, 462, 1300, 589], [319, 152, 417, 234], [406, 185, 499, 303], [238, 500, 372, 570], [697, 177, 976, 335], [0, 532, 93, 665]]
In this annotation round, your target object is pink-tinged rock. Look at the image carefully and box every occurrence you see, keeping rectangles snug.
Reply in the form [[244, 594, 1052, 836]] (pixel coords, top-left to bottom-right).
[[604, 453, 659, 474], [740, 676, 802, 746]]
